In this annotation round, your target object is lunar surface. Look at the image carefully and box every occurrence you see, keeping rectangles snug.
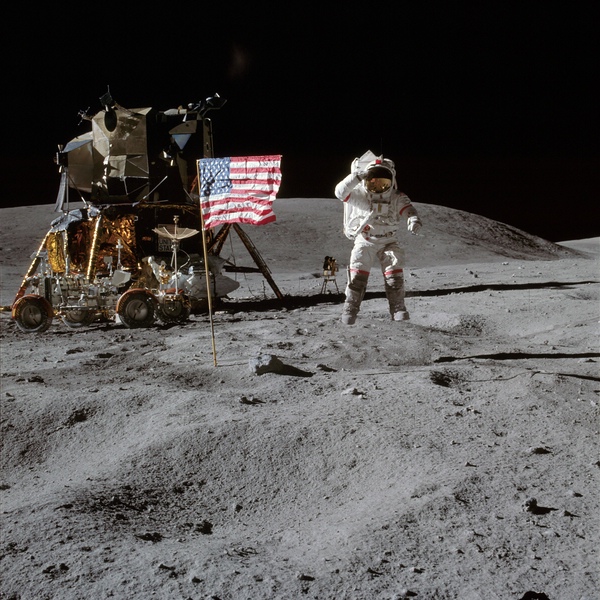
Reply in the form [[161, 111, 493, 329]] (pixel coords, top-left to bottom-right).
[[1, 199, 598, 599]]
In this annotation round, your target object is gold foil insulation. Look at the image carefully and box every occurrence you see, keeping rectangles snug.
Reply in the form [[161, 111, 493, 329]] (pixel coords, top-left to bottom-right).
[[46, 213, 138, 277]]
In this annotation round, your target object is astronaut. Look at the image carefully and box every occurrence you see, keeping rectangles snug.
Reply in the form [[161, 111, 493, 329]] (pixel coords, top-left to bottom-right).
[[335, 152, 422, 325]]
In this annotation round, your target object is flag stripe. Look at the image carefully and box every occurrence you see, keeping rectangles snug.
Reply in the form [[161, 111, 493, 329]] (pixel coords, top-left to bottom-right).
[[202, 200, 274, 211], [198, 155, 282, 229]]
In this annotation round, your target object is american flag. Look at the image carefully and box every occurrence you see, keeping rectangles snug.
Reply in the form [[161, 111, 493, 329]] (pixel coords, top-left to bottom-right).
[[198, 155, 282, 229]]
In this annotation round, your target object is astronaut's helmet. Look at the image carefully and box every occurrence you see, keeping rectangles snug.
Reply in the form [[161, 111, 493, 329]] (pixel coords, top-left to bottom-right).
[[364, 157, 396, 194]]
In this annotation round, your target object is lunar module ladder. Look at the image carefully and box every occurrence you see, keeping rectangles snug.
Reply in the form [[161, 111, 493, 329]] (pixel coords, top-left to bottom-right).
[[209, 223, 284, 301]]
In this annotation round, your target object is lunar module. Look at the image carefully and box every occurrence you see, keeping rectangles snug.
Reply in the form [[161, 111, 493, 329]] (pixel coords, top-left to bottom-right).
[[11, 91, 278, 333]]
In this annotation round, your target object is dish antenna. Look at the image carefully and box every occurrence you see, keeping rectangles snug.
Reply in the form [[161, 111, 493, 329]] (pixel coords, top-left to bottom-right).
[[153, 216, 199, 294]]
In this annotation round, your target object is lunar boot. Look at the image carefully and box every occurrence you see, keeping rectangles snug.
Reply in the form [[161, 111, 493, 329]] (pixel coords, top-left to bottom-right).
[[384, 271, 409, 321], [341, 273, 368, 325], [341, 288, 361, 324]]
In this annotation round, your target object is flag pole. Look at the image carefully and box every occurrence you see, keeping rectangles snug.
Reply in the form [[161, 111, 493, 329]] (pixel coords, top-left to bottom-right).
[[196, 160, 218, 367]]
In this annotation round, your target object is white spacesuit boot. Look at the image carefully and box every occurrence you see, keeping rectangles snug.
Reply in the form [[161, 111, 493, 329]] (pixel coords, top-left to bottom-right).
[[384, 271, 409, 321]]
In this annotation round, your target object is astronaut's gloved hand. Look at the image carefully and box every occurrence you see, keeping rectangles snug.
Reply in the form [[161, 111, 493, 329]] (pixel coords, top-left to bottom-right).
[[407, 216, 422, 234], [355, 170, 368, 181]]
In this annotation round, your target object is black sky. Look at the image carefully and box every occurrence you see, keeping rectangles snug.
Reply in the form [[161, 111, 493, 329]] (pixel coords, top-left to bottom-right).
[[3, 2, 598, 241]]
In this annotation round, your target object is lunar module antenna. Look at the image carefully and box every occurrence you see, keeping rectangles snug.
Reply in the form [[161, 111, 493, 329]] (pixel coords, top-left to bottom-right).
[[77, 107, 92, 124], [191, 93, 227, 118], [100, 87, 132, 113], [100, 88, 113, 110]]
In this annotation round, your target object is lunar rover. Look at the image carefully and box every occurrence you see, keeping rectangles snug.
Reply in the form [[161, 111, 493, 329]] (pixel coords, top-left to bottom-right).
[[11, 91, 277, 333]]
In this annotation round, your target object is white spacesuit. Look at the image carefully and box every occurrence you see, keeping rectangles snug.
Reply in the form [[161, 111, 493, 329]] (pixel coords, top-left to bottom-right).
[[335, 151, 422, 325]]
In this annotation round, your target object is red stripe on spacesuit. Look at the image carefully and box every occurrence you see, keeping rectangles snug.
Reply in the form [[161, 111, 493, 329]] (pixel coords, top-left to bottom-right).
[[399, 204, 412, 215], [384, 268, 404, 275], [343, 194, 351, 202], [349, 268, 370, 275]]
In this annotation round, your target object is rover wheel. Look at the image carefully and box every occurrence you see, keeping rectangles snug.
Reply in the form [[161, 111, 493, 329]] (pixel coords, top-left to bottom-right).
[[117, 290, 157, 328], [12, 295, 53, 333], [61, 309, 97, 329], [157, 294, 191, 324]]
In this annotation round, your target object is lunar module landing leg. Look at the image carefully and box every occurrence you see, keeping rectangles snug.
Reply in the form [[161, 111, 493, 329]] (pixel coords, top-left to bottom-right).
[[209, 223, 284, 301]]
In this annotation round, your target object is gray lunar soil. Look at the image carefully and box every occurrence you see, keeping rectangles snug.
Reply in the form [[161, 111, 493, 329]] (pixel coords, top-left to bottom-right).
[[1, 199, 599, 600]]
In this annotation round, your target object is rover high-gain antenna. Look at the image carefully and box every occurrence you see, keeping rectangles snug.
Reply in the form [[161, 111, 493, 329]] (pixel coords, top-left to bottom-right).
[[153, 216, 199, 294]]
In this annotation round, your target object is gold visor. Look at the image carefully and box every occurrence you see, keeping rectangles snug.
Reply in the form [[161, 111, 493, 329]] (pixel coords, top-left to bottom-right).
[[365, 177, 392, 193]]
